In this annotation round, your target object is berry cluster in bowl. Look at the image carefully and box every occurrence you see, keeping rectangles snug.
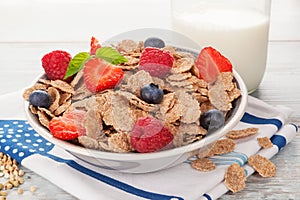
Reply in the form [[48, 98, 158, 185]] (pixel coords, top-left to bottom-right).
[[23, 36, 241, 154]]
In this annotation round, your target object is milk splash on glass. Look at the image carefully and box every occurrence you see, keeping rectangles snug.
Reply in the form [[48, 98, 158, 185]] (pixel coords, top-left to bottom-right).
[[171, 1, 271, 93]]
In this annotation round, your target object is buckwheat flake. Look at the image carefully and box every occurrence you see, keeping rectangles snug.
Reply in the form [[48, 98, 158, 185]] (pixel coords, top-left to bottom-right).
[[117, 39, 140, 55], [70, 69, 84, 87], [37, 110, 50, 128], [173, 123, 206, 147], [73, 83, 93, 101], [84, 109, 105, 140], [191, 158, 216, 172], [167, 72, 192, 82], [54, 99, 72, 116], [226, 127, 259, 139], [38, 107, 55, 118], [111, 93, 135, 132], [171, 57, 195, 74], [176, 90, 201, 124], [118, 56, 139, 70], [50, 80, 74, 94], [227, 87, 242, 102], [22, 83, 48, 100], [220, 72, 235, 91], [208, 138, 235, 156], [200, 101, 216, 114], [192, 93, 208, 103], [208, 79, 232, 111], [78, 136, 103, 150], [47, 87, 60, 112], [248, 155, 276, 177], [159, 92, 176, 116], [126, 70, 153, 95], [257, 137, 273, 149], [29, 105, 38, 114], [59, 92, 72, 105], [107, 132, 132, 153], [225, 163, 247, 193]]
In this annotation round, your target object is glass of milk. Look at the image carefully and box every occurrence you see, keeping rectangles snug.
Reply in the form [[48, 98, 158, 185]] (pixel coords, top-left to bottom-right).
[[171, 0, 271, 93]]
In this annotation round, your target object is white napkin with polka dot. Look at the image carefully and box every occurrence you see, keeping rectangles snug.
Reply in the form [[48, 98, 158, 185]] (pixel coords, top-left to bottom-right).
[[0, 91, 297, 200]]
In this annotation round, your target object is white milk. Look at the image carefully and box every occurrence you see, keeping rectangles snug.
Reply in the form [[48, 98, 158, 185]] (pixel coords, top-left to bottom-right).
[[172, 6, 270, 92]]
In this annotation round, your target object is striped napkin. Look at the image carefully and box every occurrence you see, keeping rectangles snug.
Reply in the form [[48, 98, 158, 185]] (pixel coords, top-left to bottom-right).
[[0, 91, 297, 200]]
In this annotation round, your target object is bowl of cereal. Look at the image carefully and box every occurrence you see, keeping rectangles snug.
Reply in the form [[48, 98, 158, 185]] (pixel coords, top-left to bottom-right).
[[24, 30, 247, 173]]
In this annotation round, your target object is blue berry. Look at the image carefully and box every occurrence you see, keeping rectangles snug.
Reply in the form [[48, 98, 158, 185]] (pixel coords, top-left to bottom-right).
[[140, 83, 164, 104], [29, 90, 52, 108], [200, 109, 225, 133], [144, 37, 165, 49]]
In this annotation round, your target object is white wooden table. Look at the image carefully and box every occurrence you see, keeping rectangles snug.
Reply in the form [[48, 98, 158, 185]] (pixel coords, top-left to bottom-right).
[[0, 0, 299, 199]]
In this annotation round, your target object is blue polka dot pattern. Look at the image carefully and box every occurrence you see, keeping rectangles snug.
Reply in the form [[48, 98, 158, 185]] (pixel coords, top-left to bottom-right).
[[0, 120, 54, 163]]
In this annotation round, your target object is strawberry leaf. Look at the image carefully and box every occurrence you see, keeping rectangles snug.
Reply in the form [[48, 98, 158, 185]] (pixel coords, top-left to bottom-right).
[[64, 52, 90, 79], [96, 47, 128, 65]]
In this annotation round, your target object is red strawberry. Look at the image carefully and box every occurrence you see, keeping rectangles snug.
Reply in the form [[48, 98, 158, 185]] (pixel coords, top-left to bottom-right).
[[83, 58, 124, 93], [195, 47, 232, 83], [42, 50, 72, 80], [90, 36, 102, 55], [49, 110, 86, 140], [130, 116, 174, 153], [139, 47, 174, 78]]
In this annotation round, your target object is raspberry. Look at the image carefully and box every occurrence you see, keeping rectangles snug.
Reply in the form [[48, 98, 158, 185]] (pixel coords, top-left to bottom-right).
[[41, 50, 72, 80], [130, 116, 174, 153], [139, 47, 174, 78]]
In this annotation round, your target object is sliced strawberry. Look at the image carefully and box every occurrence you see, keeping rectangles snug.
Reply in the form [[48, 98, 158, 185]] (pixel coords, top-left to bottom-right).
[[90, 36, 102, 55], [49, 110, 86, 140], [195, 47, 232, 83], [139, 47, 174, 78], [83, 58, 124, 93]]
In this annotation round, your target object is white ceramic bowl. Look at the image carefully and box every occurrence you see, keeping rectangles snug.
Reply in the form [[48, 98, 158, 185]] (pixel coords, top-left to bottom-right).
[[24, 49, 248, 174]]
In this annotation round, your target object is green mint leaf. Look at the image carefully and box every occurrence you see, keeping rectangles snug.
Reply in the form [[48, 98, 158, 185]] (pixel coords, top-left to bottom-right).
[[64, 52, 90, 79], [96, 47, 128, 65]]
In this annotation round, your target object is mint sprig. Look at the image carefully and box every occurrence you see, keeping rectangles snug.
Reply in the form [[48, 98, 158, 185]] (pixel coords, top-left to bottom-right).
[[64, 47, 127, 80], [96, 47, 128, 65], [64, 52, 90, 80]]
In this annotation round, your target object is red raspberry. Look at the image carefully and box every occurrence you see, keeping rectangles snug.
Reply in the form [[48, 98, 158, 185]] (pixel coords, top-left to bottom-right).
[[41, 50, 72, 80], [130, 116, 174, 153], [139, 47, 174, 78]]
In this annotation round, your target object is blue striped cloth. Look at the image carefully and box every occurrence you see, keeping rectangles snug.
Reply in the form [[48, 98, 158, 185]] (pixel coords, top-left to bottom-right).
[[0, 92, 298, 200]]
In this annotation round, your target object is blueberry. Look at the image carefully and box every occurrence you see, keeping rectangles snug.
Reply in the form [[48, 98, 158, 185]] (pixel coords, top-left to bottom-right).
[[29, 90, 52, 108], [144, 37, 165, 49], [140, 83, 164, 104], [200, 109, 225, 133]]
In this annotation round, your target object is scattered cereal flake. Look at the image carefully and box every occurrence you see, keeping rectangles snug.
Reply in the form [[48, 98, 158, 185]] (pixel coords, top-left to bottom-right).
[[37, 111, 50, 129], [257, 137, 273, 149], [248, 155, 276, 177], [226, 128, 259, 139], [191, 158, 216, 172], [50, 80, 74, 94], [47, 87, 61, 112], [208, 138, 235, 156], [107, 132, 132, 153], [171, 57, 195, 74], [225, 163, 247, 193]]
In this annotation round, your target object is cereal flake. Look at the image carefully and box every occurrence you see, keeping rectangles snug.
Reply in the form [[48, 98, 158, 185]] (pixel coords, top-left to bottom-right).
[[248, 155, 276, 177], [225, 163, 247, 193]]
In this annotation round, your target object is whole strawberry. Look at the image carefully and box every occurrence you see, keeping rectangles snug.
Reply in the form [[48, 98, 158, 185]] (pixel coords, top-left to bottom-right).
[[130, 116, 173, 153], [42, 50, 72, 80], [139, 47, 174, 78]]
